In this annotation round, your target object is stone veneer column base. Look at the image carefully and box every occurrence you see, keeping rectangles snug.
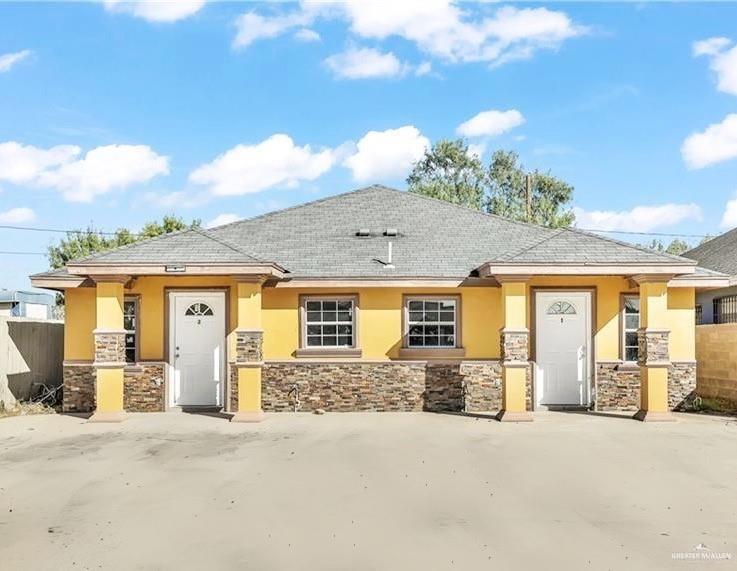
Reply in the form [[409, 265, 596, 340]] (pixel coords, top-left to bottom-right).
[[496, 410, 533, 422], [633, 410, 675, 422], [230, 410, 266, 423], [88, 411, 127, 423]]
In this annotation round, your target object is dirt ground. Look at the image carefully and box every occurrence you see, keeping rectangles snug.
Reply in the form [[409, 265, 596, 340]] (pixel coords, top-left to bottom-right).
[[1, 411, 736, 570]]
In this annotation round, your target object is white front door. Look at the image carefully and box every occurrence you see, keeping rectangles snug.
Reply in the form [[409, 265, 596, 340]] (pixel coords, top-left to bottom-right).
[[535, 292, 591, 407], [169, 292, 225, 407]]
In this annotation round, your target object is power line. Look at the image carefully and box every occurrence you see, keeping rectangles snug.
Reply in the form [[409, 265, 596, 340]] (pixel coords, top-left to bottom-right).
[[0, 224, 138, 236], [578, 228, 709, 239], [0, 251, 47, 255]]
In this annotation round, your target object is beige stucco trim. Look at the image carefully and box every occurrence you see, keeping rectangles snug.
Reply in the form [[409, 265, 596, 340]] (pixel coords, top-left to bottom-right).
[[263, 358, 501, 364], [481, 263, 695, 277], [295, 348, 363, 358], [67, 263, 285, 278], [273, 277, 497, 288], [398, 347, 466, 359], [29, 276, 91, 289], [667, 276, 731, 289]]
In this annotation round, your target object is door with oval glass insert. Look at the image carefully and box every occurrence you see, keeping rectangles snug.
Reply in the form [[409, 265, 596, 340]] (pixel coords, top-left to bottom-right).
[[534, 292, 592, 407], [169, 292, 225, 407]]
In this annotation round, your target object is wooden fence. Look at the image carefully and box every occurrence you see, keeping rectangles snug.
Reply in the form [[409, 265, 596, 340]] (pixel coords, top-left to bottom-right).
[[0, 317, 63, 407]]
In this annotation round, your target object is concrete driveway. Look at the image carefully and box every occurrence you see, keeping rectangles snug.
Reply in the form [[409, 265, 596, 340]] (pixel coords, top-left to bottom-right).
[[1, 411, 736, 570]]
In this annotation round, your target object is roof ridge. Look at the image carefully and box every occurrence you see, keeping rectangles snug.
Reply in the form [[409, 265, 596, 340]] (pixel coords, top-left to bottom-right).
[[497, 229, 567, 262], [566, 225, 696, 264], [193, 227, 266, 263], [684, 227, 736, 258], [207, 185, 386, 232], [403, 187, 693, 264], [67, 226, 197, 265]]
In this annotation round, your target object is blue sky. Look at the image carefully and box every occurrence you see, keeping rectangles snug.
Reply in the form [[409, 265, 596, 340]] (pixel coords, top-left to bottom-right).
[[2, 1, 737, 290]]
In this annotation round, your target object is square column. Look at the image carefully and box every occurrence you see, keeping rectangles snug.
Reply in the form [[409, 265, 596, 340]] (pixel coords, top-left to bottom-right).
[[90, 278, 127, 423], [496, 278, 533, 422], [634, 279, 674, 422], [231, 279, 265, 423]]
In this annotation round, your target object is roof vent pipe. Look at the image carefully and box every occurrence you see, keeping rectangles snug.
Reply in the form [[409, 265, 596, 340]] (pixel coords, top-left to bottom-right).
[[384, 228, 398, 237], [384, 241, 395, 270], [356, 229, 370, 237]]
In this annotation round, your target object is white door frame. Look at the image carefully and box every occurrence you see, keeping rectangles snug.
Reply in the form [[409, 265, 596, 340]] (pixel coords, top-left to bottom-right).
[[533, 289, 594, 408], [166, 290, 227, 409]]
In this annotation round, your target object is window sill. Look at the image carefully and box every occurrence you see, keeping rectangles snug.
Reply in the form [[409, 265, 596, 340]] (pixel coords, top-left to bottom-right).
[[398, 347, 466, 359], [296, 348, 363, 359], [124, 364, 144, 374], [616, 362, 640, 371]]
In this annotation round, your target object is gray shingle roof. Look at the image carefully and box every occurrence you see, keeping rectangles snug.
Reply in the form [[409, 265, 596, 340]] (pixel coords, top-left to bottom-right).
[[70, 227, 266, 265], [683, 228, 737, 276], [60, 185, 696, 278]]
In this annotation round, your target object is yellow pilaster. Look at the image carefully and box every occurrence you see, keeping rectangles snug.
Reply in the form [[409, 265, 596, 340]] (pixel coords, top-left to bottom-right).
[[496, 278, 533, 422], [231, 279, 266, 423], [635, 278, 673, 422], [90, 278, 127, 423]]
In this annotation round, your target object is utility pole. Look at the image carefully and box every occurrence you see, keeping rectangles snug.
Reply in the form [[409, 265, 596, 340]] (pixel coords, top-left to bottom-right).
[[525, 174, 532, 222]]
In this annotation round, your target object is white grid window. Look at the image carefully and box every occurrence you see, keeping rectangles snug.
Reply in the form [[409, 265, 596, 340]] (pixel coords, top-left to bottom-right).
[[123, 298, 137, 364], [623, 296, 640, 362], [305, 299, 354, 347], [407, 299, 457, 348]]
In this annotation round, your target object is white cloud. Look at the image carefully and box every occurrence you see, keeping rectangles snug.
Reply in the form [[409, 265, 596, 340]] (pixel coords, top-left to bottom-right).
[[682, 114, 737, 169], [343, 125, 429, 182], [0, 50, 32, 73], [325, 47, 409, 79], [693, 37, 737, 95], [0, 207, 35, 224], [456, 109, 525, 137], [573, 203, 702, 233], [36, 144, 169, 202], [0, 141, 169, 202], [693, 37, 732, 57], [233, 2, 586, 68], [721, 193, 737, 229], [0, 142, 79, 185], [103, 0, 205, 23], [233, 11, 311, 49], [415, 61, 432, 76], [190, 134, 336, 196], [294, 28, 321, 42], [206, 213, 242, 228]]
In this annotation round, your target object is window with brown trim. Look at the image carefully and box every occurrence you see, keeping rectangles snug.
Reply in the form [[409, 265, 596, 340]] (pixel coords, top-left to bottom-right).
[[299, 295, 358, 351], [123, 297, 138, 363], [622, 295, 640, 362], [404, 296, 461, 349]]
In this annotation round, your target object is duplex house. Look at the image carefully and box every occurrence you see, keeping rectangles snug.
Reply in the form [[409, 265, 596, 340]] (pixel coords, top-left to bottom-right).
[[31, 185, 727, 422]]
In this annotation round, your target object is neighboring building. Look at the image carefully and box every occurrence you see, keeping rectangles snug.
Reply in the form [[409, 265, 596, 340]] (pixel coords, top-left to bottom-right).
[[683, 230, 737, 324], [0, 290, 55, 319], [30, 185, 728, 423]]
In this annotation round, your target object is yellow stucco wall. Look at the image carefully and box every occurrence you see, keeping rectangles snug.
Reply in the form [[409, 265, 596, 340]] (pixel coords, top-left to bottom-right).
[[668, 287, 696, 361], [262, 286, 501, 360], [62, 277, 695, 363], [64, 287, 96, 360]]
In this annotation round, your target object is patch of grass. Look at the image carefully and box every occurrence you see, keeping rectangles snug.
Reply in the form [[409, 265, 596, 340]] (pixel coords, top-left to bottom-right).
[[0, 401, 57, 419], [691, 396, 737, 417]]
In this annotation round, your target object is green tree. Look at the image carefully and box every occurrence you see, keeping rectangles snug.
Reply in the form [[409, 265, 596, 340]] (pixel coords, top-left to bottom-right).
[[407, 139, 486, 210], [638, 238, 690, 256], [47, 216, 199, 270], [665, 239, 689, 256], [487, 150, 575, 228]]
